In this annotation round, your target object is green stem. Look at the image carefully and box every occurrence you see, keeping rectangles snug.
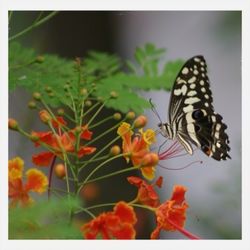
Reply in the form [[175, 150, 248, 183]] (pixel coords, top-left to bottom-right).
[[84, 121, 122, 147], [83, 165, 138, 185], [81, 101, 101, 121], [9, 11, 59, 41], [88, 116, 113, 129], [82, 202, 155, 212], [78, 154, 109, 164], [79, 153, 125, 190], [75, 206, 96, 219], [87, 100, 108, 127], [79, 135, 120, 172]]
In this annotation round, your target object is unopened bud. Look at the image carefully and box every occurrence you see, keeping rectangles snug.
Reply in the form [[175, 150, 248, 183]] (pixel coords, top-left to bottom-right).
[[110, 91, 118, 99], [85, 100, 92, 107], [113, 112, 122, 120], [110, 145, 121, 156], [45, 86, 52, 93], [28, 101, 37, 109], [75, 126, 82, 134], [133, 115, 148, 128], [8, 118, 19, 130], [97, 96, 104, 102], [33, 92, 41, 101], [35, 56, 44, 63], [54, 163, 66, 179], [48, 92, 54, 98], [57, 108, 64, 115], [141, 153, 159, 167], [126, 111, 136, 120], [39, 110, 52, 123], [80, 88, 88, 96]]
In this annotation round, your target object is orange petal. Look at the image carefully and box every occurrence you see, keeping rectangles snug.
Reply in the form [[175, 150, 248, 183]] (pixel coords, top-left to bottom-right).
[[32, 151, 55, 166], [25, 169, 48, 193], [170, 185, 187, 205], [141, 165, 155, 181], [80, 126, 93, 140], [113, 201, 137, 225], [78, 146, 96, 158], [52, 116, 67, 128], [8, 157, 24, 180]]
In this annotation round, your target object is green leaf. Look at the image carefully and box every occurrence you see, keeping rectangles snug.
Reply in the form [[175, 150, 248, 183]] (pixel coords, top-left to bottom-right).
[[9, 198, 83, 239], [9, 42, 184, 114], [9, 42, 77, 107], [133, 43, 166, 77]]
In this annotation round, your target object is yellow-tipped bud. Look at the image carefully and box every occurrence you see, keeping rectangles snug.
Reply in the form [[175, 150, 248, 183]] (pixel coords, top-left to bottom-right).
[[141, 153, 159, 167], [110, 145, 121, 156], [8, 118, 19, 130], [113, 112, 122, 120], [33, 92, 41, 101], [133, 115, 148, 128], [126, 111, 136, 120]]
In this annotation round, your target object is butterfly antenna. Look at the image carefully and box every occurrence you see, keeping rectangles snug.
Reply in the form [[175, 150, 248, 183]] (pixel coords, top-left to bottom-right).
[[149, 98, 163, 124]]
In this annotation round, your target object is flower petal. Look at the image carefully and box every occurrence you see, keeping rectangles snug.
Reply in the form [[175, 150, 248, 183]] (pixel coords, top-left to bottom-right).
[[25, 169, 48, 193], [78, 146, 96, 158], [32, 151, 55, 166], [8, 157, 24, 180], [113, 201, 137, 225], [170, 185, 187, 205]]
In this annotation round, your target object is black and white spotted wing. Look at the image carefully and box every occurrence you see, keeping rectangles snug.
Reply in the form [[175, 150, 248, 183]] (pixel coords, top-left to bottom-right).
[[160, 55, 230, 161]]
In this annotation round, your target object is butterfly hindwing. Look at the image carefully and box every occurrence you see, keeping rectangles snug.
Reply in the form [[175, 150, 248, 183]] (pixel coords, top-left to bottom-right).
[[167, 55, 230, 160]]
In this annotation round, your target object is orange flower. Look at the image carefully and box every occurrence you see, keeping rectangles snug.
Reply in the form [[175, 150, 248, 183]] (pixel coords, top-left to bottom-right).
[[127, 176, 162, 208], [81, 201, 137, 239], [151, 185, 199, 239], [117, 122, 157, 180], [8, 157, 48, 207], [31, 125, 96, 166]]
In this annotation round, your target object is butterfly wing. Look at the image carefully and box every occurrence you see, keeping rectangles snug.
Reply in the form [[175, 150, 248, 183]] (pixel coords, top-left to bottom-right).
[[168, 55, 230, 160]]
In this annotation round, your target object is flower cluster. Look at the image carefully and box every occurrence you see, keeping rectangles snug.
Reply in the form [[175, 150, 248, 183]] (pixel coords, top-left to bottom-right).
[[9, 157, 48, 207], [32, 110, 96, 166], [9, 88, 199, 239]]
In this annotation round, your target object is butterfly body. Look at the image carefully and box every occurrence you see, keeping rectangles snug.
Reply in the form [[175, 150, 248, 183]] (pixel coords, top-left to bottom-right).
[[159, 55, 230, 161]]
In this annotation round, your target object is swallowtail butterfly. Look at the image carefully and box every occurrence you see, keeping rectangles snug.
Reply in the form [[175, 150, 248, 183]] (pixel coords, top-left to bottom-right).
[[158, 55, 231, 161]]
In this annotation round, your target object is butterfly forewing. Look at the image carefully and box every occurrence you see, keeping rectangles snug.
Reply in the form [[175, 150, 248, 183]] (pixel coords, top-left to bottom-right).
[[167, 55, 230, 160]]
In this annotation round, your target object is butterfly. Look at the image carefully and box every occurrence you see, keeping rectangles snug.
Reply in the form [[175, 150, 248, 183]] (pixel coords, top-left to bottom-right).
[[158, 55, 231, 161]]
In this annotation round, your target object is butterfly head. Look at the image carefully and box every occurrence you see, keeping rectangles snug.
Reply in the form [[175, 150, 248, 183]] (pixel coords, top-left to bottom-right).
[[158, 122, 174, 139]]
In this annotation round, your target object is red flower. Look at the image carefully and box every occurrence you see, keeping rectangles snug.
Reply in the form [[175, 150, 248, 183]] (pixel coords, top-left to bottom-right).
[[8, 157, 48, 207], [117, 122, 157, 180], [31, 125, 96, 166], [127, 176, 162, 208], [81, 201, 137, 239], [151, 185, 199, 239]]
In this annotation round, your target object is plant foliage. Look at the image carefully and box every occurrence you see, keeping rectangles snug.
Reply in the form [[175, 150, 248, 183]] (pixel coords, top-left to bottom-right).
[[9, 42, 184, 113]]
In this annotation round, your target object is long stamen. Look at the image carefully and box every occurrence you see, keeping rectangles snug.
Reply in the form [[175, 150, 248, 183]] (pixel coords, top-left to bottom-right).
[[159, 140, 185, 159], [158, 160, 203, 171]]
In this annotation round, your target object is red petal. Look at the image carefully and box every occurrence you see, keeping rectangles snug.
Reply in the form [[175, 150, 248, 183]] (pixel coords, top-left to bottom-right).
[[127, 176, 143, 187], [81, 126, 93, 140], [155, 176, 163, 188], [170, 185, 187, 205], [78, 146, 96, 158], [114, 202, 137, 224], [32, 151, 55, 166], [52, 116, 67, 128]]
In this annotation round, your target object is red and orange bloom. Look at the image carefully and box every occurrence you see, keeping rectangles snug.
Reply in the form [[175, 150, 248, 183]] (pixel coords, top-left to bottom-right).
[[8, 157, 48, 207], [81, 201, 137, 239], [151, 185, 199, 239], [31, 125, 96, 166], [117, 122, 157, 180], [127, 176, 162, 208]]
